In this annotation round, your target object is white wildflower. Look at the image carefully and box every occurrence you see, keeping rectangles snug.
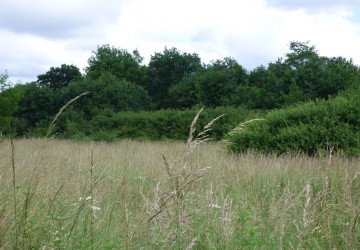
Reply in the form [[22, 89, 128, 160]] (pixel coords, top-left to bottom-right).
[[79, 196, 92, 201], [90, 205, 101, 211], [209, 204, 221, 209]]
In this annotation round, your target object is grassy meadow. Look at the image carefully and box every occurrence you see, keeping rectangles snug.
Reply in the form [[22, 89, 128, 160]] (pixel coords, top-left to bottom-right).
[[0, 137, 359, 249]]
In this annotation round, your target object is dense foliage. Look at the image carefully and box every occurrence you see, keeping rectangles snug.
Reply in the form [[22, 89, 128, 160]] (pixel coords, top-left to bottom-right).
[[85, 44, 147, 85], [0, 72, 24, 132], [17, 106, 262, 142], [1, 41, 360, 155], [146, 47, 203, 108], [37, 64, 83, 90], [227, 87, 360, 156]]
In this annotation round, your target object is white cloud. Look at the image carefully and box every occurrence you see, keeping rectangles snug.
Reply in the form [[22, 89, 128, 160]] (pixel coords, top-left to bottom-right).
[[0, 0, 127, 82], [266, 0, 360, 11], [107, 0, 360, 69], [1, 0, 360, 83], [107, 0, 274, 64], [0, 0, 126, 39]]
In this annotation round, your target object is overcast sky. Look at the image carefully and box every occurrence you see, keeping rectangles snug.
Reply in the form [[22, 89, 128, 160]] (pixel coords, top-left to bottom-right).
[[1, 0, 360, 83]]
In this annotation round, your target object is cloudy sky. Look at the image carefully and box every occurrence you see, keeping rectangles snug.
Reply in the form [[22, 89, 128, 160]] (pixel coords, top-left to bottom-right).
[[1, 0, 360, 83]]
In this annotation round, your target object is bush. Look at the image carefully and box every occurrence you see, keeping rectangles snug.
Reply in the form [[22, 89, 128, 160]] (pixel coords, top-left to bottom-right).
[[81, 106, 262, 141], [227, 89, 360, 156]]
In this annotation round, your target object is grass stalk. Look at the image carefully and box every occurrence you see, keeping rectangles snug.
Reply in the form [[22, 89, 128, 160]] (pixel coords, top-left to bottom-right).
[[1, 134, 360, 248], [144, 108, 222, 248], [89, 148, 95, 250], [46, 92, 89, 138], [10, 138, 18, 248]]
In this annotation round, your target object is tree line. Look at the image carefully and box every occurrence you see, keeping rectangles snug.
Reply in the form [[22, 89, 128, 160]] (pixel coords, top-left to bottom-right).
[[1, 41, 359, 141]]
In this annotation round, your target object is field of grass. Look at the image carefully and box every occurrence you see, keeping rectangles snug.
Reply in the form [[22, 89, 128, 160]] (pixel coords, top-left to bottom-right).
[[0, 137, 359, 249]]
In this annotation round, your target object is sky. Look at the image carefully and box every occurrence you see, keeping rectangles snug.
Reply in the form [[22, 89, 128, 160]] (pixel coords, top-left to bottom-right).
[[1, 0, 360, 83]]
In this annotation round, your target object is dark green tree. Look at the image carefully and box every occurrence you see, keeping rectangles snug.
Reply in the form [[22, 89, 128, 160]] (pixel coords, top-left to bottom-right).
[[146, 47, 203, 108], [317, 56, 360, 97], [249, 65, 268, 87], [248, 66, 281, 109], [85, 44, 146, 85], [168, 57, 249, 108], [15, 83, 60, 128], [168, 73, 202, 109], [283, 41, 359, 100], [62, 73, 154, 115], [285, 41, 318, 66], [283, 41, 323, 99], [247, 41, 359, 109], [93, 73, 154, 112], [37, 64, 82, 90], [283, 79, 304, 105], [0, 72, 24, 133], [200, 58, 248, 107]]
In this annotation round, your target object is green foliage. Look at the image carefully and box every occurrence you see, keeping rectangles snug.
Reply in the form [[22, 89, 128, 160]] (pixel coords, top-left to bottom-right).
[[85, 44, 146, 85], [200, 58, 249, 107], [318, 56, 360, 97], [283, 79, 304, 105], [228, 88, 360, 156], [6, 41, 360, 143], [146, 47, 203, 108], [0, 85, 24, 132], [62, 74, 154, 114], [246, 41, 360, 109], [52, 108, 88, 139], [168, 74, 201, 108], [93, 74, 154, 112], [168, 57, 249, 108], [0, 71, 24, 133], [57, 107, 260, 141], [37, 64, 83, 90], [0, 70, 10, 91], [15, 83, 61, 129], [11, 74, 155, 136]]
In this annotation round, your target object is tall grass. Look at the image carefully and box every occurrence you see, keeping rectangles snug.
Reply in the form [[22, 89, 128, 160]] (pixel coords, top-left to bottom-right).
[[0, 137, 359, 248]]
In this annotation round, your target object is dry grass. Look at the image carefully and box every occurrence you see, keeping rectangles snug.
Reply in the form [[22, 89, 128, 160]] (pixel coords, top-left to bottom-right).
[[0, 137, 359, 249]]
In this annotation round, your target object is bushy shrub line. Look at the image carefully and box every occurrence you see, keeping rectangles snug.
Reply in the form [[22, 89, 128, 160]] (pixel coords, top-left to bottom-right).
[[44, 106, 262, 142], [227, 88, 360, 156]]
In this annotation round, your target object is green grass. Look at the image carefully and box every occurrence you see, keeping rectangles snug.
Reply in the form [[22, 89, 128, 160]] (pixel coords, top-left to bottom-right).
[[0, 138, 359, 249]]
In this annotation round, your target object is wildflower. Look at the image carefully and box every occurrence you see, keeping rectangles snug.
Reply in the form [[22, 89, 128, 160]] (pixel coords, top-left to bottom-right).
[[209, 204, 221, 209], [90, 205, 101, 211], [79, 196, 92, 201]]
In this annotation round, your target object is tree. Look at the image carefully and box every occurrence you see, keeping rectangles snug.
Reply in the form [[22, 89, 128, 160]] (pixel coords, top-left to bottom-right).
[[250, 41, 328, 109], [168, 74, 202, 109], [285, 41, 318, 66], [0, 70, 10, 92], [93, 73, 154, 112], [62, 73, 154, 115], [85, 44, 146, 85], [283, 41, 359, 99], [284, 41, 324, 99], [317, 56, 360, 98], [283, 79, 304, 105], [37, 64, 82, 90], [249, 65, 268, 87], [146, 47, 203, 108], [15, 83, 60, 128], [168, 57, 249, 108], [0, 72, 24, 132], [200, 58, 248, 107]]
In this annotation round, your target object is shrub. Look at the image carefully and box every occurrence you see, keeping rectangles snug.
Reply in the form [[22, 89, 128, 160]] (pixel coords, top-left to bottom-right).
[[84, 106, 262, 141], [227, 89, 360, 156]]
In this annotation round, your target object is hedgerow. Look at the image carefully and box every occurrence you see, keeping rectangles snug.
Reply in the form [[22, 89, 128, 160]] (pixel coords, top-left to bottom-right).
[[227, 88, 360, 156]]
